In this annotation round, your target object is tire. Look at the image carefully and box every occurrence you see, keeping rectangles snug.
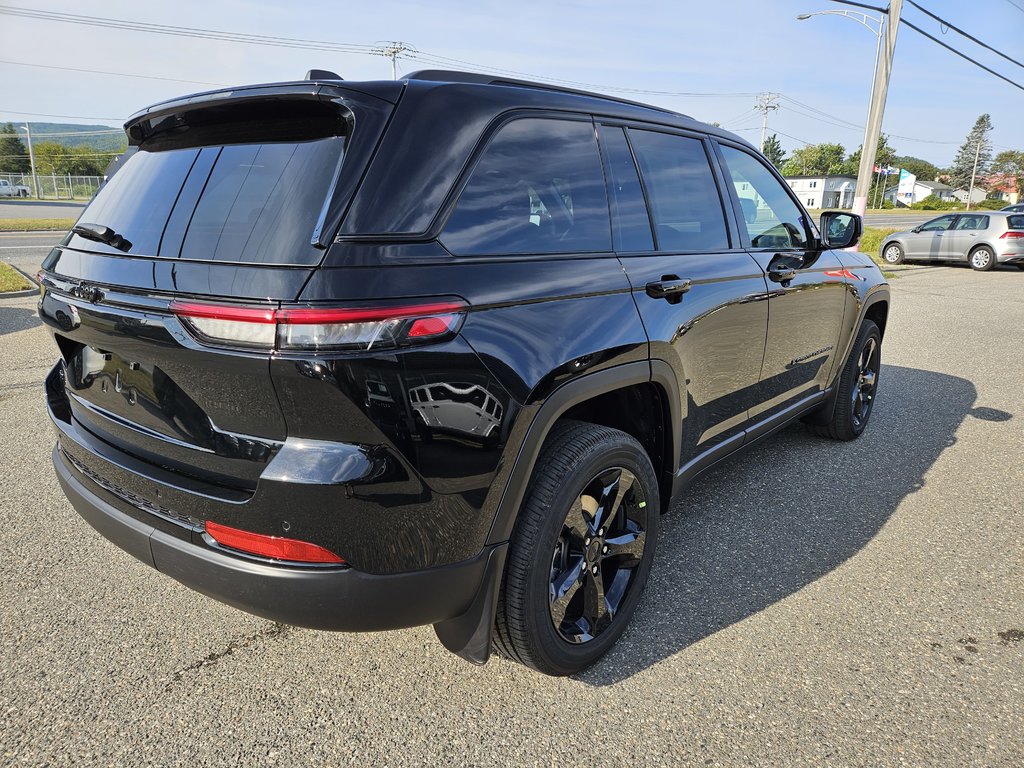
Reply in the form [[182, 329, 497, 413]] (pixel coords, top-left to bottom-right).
[[969, 246, 995, 271], [881, 242, 904, 264], [1016, 264, 1024, 271], [493, 420, 659, 675], [811, 319, 881, 441]]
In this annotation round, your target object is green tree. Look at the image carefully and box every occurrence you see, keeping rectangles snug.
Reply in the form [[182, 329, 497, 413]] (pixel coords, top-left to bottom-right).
[[989, 149, 1024, 198], [761, 134, 786, 169], [892, 155, 940, 181], [0, 122, 31, 173], [845, 134, 897, 176], [949, 114, 993, 190], [33, 142, 111, 176], [780, 143, 846, 177]]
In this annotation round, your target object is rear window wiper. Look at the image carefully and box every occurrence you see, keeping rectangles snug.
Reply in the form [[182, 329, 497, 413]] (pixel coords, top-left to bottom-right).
[[72, 223, 133, 252]]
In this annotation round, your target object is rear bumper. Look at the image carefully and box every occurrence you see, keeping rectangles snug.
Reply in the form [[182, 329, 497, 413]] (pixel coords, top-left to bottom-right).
[[53, 444, 502, 632]]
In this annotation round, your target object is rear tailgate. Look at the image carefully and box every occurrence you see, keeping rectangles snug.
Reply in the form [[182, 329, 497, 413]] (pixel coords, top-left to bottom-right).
[[41, 82, 397, 491]]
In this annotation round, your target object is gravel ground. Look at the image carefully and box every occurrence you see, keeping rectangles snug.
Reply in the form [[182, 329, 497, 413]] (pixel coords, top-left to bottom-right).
[[1, 236, 1022, 766]]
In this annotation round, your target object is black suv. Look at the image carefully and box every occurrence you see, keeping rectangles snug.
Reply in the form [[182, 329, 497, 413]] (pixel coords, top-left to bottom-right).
[[40, 70, 889, 675]]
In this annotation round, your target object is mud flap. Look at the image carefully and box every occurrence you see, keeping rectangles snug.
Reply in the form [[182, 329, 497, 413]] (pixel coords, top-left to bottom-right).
[[433, 543, 508, 665]]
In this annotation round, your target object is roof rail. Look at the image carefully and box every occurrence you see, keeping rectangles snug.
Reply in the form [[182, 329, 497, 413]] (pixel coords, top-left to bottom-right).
[[402, 69, 686, 118]]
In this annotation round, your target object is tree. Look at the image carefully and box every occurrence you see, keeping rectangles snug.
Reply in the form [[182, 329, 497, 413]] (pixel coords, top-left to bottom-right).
[[761, 134, 786, 169], [892, 155, 940, 181], [780, 143, 846, 177], [0, 122, 31, 174], [33, 142, 110, 176], [844, 134, 897, 176], [948, 114, 993, 190], [989, 149, 1024, 198]]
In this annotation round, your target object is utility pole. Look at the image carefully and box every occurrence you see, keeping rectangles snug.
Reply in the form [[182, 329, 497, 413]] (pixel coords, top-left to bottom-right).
[[22, 124, 38, 199], [755, 93, 779, 152], [852, 0, 903, 225], [966, 138, 981, 212], [372, 41, 416, 80]]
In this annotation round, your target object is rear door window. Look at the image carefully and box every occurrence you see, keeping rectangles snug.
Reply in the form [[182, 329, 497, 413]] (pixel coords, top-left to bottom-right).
[[953, 214, 989, 231], [627, 129, 729, 252], [441, 118, 611, 256], [598, 125, 654, 252]]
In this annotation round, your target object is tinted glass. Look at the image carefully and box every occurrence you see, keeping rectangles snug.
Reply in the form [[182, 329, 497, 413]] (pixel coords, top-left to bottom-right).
[[74, 137, 344, 265], [442, 119, 611, 256], [719, 145, 808, 249], [953, 214, 989, 231], [1008, 214, 1024, 229], [628, 130, 729, 251], [920, 215, 956, 232], [598, 125, 654, 251]]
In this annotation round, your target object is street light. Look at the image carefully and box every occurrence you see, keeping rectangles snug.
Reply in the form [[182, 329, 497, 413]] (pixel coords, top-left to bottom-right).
[[798, 8, 888, 211]]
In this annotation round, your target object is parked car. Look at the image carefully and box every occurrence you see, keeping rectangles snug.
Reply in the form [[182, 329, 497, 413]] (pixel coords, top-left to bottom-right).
[[39, 69, 889, 675], [1000, 203, 1024, 214], [880, 211, 1024, 270], [0, 179, 31, 197]]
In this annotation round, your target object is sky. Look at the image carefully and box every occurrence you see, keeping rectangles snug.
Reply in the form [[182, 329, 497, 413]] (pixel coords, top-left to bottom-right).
[[1, 0, 1022, 167]]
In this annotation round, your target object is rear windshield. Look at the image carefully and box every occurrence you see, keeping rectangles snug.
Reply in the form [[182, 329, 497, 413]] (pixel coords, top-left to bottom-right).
[[75, 126, 344, 265], [1009, 214, 1024, 230]]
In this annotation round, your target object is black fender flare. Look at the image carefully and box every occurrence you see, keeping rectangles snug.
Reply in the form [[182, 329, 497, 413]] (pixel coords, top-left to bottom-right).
[[434, 359, 680, 664]]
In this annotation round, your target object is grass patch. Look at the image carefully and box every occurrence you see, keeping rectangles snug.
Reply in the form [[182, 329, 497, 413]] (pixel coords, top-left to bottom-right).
[[859, 227, 899, 259], [0, 217, 76, 232], [0, 262, 32, 292]]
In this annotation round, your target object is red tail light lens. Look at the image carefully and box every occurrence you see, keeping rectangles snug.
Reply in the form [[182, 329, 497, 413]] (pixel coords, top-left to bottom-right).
[[999, 231, 1024, 239], [204, 520, 346, 564], [170, 299, 467, 351]]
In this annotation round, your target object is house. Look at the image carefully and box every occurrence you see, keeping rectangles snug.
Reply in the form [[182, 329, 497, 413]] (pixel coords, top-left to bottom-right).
[[984, 173, 1019, 205], [952, 187, 987, 205], [882, 179, 955, 206], [784, 175, 856, 209]]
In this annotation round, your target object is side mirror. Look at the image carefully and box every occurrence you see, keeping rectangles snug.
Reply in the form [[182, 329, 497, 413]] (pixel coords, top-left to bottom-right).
[[912, 226, 922, 233], [819, 211, 862, 250]]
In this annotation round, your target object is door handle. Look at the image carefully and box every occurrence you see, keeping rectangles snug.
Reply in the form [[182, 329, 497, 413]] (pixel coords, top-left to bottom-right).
[[645, 277, 692, 302], [767, 264, 797, 284]]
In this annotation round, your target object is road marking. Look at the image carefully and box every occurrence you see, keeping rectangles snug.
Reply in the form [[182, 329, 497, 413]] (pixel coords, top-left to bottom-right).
[[0, 245, 53, 250]]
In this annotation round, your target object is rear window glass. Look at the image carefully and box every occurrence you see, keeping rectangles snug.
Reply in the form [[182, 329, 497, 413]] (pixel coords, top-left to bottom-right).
[[1008, 215, 1024, 230], [441, 118, 611, 256], [73, 136, 344, 265]]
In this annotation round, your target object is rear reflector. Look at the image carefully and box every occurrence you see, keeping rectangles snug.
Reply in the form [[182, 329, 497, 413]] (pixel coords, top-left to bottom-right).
[[170, 299, 467, 351], [204, 520, 345, 564]]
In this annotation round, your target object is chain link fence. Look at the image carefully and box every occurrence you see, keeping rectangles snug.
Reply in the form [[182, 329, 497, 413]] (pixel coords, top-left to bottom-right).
[[0, 172, 103, 200]]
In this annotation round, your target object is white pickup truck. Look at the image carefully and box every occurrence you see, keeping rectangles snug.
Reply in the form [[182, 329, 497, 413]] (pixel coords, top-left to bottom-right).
[[0, 180, 31, 198]]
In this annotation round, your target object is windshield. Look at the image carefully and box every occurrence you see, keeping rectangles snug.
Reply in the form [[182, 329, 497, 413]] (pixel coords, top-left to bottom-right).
[[74, 136, 344, 265]]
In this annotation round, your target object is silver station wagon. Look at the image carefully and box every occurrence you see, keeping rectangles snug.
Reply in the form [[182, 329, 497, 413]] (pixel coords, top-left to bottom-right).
[[880, 211, 1024, 271]]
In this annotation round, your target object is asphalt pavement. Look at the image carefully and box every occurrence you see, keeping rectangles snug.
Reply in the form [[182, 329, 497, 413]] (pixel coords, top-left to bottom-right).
[[0, 200, 86, 219], [1, 232, 1022, 766]]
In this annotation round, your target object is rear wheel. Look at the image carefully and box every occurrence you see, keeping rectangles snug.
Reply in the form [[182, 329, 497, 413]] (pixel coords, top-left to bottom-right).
[[811, 319, 881, 441], [493, 421, 659, 675], [882, 243, 904, 264], [969, 246, 995, 271]]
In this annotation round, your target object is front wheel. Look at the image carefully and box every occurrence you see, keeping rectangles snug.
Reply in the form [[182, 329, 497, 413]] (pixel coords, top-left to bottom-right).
[[969, 246, 995, 271], [882, 243, 904, 264], [493, 421, 659, 675], [811, 319, 881, 441]]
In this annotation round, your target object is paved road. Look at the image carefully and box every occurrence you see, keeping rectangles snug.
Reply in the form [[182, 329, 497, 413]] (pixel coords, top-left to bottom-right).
[[862, 211, 944, 230], [2, 234, 1022, 766], [0, 200, 86, 220]]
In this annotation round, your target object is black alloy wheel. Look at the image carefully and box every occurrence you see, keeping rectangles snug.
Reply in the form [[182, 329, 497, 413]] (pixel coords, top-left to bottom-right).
[[850, 335, 879, 431], [548, 467, 647, 644]]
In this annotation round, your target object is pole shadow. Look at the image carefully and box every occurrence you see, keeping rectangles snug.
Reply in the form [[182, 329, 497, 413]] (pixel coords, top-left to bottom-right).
[[579, 364, 979, 685]]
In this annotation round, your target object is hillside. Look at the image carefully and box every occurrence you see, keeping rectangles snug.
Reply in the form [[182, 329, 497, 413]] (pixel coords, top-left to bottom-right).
[[22, 123, 127, 153]]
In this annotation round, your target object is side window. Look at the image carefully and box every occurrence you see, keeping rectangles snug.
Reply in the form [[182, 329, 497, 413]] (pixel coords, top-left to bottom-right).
[[954, 215, 989, 231], [719, 145, 809, 250], [920, 215, 957, 232], [598, 125, 654, 251], [441, 118, 611, 256], [627, 129, 729, 252]]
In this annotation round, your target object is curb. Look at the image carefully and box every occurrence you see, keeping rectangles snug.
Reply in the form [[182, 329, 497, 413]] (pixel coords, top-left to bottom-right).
[[0, 264, 40, 299]]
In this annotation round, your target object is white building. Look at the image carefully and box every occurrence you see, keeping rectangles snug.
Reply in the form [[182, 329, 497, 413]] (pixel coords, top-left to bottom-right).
[[952, 187, 987, 205], [882, 180, 955, 206], [784, 175, 856, 209]]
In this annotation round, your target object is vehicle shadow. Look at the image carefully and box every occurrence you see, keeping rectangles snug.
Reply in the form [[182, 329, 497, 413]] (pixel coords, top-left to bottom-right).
[[579, 364, 978, 686], [0, 306, 41, 337]]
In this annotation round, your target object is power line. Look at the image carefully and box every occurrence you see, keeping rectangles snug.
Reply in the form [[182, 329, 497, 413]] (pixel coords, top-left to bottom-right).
[[0, 59, 228, 87], [900, 18, 1024, 93], [1002, 0, 1024, 14], [0, 109, 124, 121], [906, 1, 1024, 70]]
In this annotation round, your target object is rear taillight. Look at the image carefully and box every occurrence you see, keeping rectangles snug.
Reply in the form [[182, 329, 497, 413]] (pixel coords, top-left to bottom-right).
[[999, 231, 1024, 239], [204, 520, 346, 565], [170, 299, 467, 352]]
